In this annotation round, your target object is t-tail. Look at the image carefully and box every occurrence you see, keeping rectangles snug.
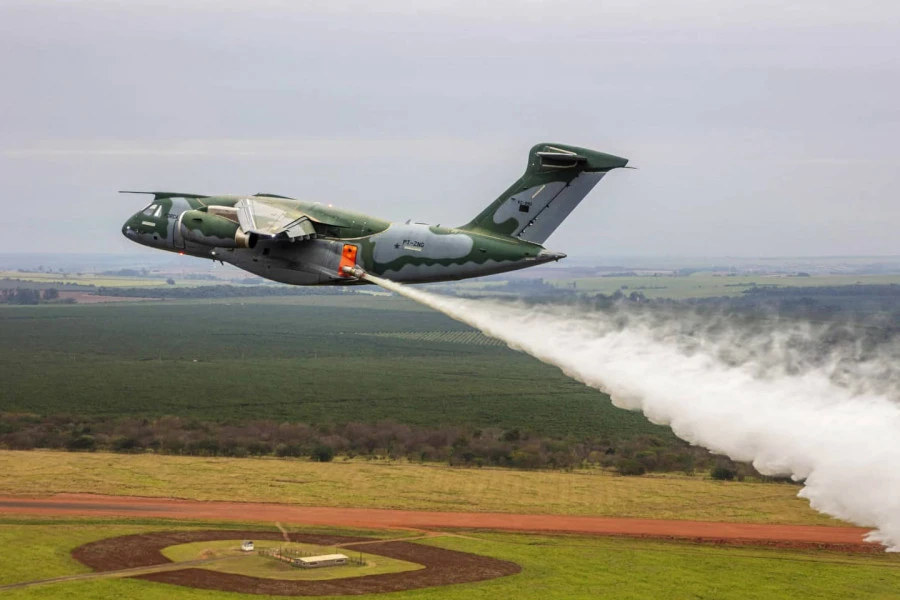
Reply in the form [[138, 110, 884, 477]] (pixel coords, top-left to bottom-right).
[[459, 143, 628, 245]]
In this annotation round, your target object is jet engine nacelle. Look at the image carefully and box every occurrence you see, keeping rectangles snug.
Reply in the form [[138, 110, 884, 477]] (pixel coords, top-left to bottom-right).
[[179, 210, 257, 249]]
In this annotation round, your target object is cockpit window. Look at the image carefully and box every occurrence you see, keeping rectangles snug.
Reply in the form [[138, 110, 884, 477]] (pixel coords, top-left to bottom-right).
[[142, 203, 162, 217]]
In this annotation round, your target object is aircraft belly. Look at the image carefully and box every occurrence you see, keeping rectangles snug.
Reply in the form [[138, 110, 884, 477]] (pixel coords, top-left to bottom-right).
[[377, 259, 532, 283], [221, 239, 348, 285]]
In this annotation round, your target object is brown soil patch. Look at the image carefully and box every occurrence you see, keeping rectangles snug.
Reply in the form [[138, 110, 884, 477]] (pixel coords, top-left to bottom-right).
[[72, 530, 521, 596]]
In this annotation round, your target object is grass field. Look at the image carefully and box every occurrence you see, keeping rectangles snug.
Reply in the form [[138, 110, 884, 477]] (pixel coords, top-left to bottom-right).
[[161, 539, 422, 580], [0, 296, 668, 439], [0, 450, 835, 525], [1, 518, 898, 599]]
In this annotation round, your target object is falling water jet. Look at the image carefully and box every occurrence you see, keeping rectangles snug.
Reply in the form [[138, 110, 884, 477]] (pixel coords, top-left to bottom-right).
[[355, 269, 900, 551]]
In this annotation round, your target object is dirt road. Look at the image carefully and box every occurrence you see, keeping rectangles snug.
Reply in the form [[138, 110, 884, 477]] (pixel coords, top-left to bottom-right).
[[0, 493, 878, 551]]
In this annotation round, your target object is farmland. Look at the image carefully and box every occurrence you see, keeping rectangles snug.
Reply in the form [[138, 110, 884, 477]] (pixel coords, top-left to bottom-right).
[[557, 273, 900, 299], [459, 272, 900, 299], [0, 270, 230, 289], [2, 277, 899, 598], [0, 295, 667, 440]]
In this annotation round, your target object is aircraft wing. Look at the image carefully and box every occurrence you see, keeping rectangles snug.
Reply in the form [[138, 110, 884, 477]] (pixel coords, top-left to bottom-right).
[[120, 190, 209, 200], [235, 196, 318, 241]]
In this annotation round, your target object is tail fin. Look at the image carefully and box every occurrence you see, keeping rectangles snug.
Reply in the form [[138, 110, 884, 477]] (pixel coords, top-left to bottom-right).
[[460, 143, 628, 245]]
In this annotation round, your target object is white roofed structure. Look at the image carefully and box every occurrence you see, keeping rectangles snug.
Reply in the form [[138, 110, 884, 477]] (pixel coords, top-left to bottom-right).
[[297, 553, 349, 568]]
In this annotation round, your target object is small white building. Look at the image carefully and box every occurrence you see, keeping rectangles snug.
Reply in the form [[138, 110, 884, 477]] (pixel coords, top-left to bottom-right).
[[241, 541, 255, 552], [298, 554, 349, 568]]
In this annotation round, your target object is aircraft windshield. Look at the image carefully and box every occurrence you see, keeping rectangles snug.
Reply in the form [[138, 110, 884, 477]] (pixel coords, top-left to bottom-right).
[[142, 204, 162, 217]]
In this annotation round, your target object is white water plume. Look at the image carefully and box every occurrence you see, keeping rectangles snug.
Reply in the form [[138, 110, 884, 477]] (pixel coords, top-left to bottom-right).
[[369, 275, 900, 550]]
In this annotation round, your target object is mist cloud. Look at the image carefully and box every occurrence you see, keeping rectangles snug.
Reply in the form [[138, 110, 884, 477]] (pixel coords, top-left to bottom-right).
[[375, 277, 900, 550]]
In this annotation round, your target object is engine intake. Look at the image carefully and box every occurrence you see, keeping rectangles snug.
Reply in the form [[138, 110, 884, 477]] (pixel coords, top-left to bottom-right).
[[180, 210, 256, 249]]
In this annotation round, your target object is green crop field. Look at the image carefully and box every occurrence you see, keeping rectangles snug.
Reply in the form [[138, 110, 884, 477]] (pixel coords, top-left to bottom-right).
[[360, 330, 507, 346], [1, 519, 898, 599], [0, 296, 669, 440], [545, 273, 900, 299], [452, 272, 900, 300]]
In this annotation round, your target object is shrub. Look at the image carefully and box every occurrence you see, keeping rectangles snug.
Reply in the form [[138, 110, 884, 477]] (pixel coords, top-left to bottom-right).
[[111, 436, 141, 453], [508, 450, 543, 470], [311, 445, 335, 462], [66, 434, 96, 452], [186, 438, 219, 456], [615, 458, 646, 476], [501, 428, 521, 442], [275, 443, 304, 458], [635, 450, 659, 472], [246, 441, 273, 456], [710, 465, 737, 481]]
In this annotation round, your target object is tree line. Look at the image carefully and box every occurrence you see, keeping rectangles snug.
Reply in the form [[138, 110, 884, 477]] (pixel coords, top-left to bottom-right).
[[0, 413, 783, 482], [0, 288, 72, 305], [94, 285, 354, 298]]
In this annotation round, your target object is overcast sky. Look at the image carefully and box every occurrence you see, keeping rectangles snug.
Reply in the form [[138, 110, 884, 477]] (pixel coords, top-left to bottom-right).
[[1, 0, 898, 257]]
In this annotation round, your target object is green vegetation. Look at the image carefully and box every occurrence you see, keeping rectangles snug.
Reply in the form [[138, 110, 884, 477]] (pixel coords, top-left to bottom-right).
[[548, 273, 900, 299], [453, 272, 900, 300], [0, 413, 727, 472], [0, 519, 250, 585], [360, 330, 506, 346], [414, 533, 900, 600], [0, 522, 101, 585], [4, 277, 898, 480], [2, 519, 899, 599], [0, 288, 74, 305], [0, 297, 666, 440], [0, 451, 831, 525], [0, 518, 412, 587], [162, 539, 422, 580]]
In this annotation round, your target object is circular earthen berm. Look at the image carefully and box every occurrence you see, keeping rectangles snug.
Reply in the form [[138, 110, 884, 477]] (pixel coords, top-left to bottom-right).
[[72, 530, 520, 596]]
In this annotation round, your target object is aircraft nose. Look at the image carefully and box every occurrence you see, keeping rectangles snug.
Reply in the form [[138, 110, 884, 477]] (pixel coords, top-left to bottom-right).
[[122, 218, 135, 238]]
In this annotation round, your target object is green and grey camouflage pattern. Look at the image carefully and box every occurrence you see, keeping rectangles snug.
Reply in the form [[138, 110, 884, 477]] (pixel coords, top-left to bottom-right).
[[122, 143, 628, 285]]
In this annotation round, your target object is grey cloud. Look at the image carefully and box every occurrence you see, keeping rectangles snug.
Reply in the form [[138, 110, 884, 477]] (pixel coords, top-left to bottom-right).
[[0, 0, 898, 257]]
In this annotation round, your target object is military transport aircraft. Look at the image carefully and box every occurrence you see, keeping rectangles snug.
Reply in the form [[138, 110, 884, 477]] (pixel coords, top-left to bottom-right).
[[122, 143, 628, 285]]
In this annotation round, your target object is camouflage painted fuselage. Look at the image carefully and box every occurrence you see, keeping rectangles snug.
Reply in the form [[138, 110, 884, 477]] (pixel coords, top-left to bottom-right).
[[122, 143, 628, 285]]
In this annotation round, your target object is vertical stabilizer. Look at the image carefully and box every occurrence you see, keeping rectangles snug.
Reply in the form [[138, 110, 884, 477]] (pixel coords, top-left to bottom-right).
[[460, 143, 628, 245]]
